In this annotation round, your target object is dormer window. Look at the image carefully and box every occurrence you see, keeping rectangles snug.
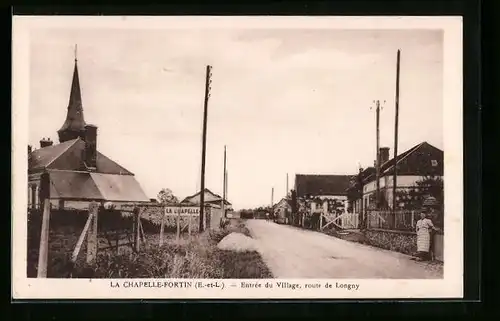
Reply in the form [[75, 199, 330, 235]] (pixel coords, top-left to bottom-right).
[[431, 160, 438, 167]]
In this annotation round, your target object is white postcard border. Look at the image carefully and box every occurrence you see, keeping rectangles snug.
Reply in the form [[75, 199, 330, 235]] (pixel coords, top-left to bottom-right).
[[12, 16, 464, 299]]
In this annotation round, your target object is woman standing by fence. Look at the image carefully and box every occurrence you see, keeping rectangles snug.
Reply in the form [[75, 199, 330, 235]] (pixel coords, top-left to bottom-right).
[[415, 209, 439, 261]]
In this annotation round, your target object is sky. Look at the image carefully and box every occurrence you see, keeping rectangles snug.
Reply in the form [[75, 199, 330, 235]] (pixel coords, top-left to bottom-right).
[[28, 27, 443, 210]]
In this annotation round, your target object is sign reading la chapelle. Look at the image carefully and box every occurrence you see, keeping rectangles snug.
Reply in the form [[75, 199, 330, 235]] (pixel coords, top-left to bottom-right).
[[165, 207, 200, 215]]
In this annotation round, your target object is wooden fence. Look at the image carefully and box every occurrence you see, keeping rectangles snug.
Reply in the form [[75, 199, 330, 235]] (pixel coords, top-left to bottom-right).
[[318, 212, 360, 231], [367, 210, 418, 231], [30, 201, 223, 278]]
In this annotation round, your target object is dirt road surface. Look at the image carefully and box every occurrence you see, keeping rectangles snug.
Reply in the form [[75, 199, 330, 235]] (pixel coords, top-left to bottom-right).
[[246, 220, 443, 279]]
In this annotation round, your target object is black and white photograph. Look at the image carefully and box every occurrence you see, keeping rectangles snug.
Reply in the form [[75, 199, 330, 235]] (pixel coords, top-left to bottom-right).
[[12, 16, 463, 299]]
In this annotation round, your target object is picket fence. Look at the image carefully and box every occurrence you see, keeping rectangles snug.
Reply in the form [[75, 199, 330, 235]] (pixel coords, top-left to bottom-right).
[[367, 210, 417, 231]]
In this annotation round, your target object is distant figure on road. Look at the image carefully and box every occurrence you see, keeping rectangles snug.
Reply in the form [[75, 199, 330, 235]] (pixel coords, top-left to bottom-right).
[[415, 211, 439, 261], [266, 212, 270, 221]]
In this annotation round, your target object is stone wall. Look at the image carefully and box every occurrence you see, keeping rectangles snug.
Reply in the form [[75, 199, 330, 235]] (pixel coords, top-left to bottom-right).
[[364, 229, 444, 261], [364, 229, 417, 255]]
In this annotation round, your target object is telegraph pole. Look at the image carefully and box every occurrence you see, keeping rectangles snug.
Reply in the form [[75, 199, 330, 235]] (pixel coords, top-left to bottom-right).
[[286, 173, 289, 198], [225, 170, 228, 201], [271, 187, 274, 207], [199, 65, 212, 232], [392, 50, 401, 218], [372, 100, 384, 209], [222, 145, 227, 218]]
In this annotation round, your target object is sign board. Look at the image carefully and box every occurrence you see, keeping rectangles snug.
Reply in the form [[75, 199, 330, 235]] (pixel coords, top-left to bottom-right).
[[164, 206, 200, 216]]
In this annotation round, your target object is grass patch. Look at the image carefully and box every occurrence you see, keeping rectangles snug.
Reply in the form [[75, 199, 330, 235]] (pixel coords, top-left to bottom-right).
[[216, 250, 273, 278], [56, 218, 272, 279]]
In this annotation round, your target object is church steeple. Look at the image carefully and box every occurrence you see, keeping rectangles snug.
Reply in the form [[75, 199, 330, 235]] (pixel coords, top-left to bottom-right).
[[57, 46, 87, 143]]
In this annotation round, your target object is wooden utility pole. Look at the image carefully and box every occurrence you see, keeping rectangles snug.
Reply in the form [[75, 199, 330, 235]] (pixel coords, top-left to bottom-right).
[[392, 50, 401, 219], [199, 65, 212, 232], [159, 207, 166, 246], [86, 201, 99, 263], [286, 173, 289, 198], [225, 170, 228, 201], [271, 187, 274, 207], [222, 145, 227, 218], [373, 100, 383, 209]]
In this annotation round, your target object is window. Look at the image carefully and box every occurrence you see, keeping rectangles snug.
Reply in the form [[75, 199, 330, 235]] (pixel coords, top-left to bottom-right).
[[431, 160, 438, 167]]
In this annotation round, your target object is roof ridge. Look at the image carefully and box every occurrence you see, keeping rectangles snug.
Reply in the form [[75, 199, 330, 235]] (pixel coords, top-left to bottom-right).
[[382, 141, 426, 174], [44, 138, 81, 169]]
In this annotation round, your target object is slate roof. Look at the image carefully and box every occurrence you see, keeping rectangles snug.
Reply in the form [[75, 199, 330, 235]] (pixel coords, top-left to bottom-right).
[[29, 138, 133, 175], [180, 188, 232, 206], [57, 59, 86, 141], [49, 171, 149, 202], [364, 141, 443, 182], [273, 198, 292, 210], [29, 139, 79, 171], [295, 174, 354, 197], [29, 138, 147, 203]]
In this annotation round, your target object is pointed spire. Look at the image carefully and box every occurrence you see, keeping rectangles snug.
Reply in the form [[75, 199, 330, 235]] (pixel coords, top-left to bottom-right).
[[58, 48, 87, 143]]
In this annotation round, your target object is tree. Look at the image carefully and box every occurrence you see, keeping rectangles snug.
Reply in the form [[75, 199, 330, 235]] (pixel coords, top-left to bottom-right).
[[157, 188, 179, 205], [395, 176, 443, 210], [416, 176, 444, 209]]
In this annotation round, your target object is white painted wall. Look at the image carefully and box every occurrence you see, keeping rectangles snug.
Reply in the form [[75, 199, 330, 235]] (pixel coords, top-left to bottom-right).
[[364, 175, 443, 194]]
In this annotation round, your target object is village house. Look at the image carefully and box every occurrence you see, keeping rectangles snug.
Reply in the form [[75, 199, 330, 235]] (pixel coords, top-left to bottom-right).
[[180, 188, 232, 209], [180, 188, 233, 228], [28, 56, 149, 210], [294, 174, 353, 215], [349, 142, 444, 214], [272, 198, 292, 224]]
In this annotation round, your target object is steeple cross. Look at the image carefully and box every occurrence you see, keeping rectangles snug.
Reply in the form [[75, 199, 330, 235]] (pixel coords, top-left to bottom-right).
[[74, 44, 78, 62]]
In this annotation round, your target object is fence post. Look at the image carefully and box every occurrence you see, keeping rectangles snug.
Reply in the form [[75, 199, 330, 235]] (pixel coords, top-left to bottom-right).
[[37, 198, 51, 278], [411, 210, 415, 228], [134, 207, 141, 252], [71, 212, 93, 263], [176, 205, 181, 242], [159, 207, 165, 247], [86, 201, 99, 264]]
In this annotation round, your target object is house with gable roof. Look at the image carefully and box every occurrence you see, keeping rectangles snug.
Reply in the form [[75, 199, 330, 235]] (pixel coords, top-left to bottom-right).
[[28, 55, 149, 210], [294, 174, 354, 215], [273, 197, 292, 224], [180, 188, 232, 209], [354, 142, 444, 213]]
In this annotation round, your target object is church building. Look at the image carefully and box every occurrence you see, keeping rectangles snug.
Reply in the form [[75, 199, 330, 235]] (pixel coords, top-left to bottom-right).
[[28, 54, 149, 210]]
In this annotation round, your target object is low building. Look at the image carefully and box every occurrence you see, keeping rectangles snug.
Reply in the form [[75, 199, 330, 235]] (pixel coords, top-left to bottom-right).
[[358, 142, 444, 212], [294, 174, 354, 215], [273, 198, 292, 224], [346, 166, 376, 215], [28, 57, 149, 210], [180, 188, 232, 209], [180, 188, 232, 229]]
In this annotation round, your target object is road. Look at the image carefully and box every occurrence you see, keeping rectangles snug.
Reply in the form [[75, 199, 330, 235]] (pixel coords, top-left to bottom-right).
[[245, 220, 443, 279]]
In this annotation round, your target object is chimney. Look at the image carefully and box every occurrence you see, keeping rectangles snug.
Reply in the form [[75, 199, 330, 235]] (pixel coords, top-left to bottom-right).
[[40, 137, 53, 148], [379, 147, 390, 165], [28, 145, 32, 154], [83, 124, 98, 169]]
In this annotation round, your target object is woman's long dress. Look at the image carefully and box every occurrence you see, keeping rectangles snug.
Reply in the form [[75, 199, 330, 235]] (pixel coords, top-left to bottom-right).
[[416, 218, 434, 253]]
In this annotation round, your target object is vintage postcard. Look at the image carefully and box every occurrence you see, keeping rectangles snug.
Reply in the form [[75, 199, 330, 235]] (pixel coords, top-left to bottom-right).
[[12, 16, 463, 299]]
